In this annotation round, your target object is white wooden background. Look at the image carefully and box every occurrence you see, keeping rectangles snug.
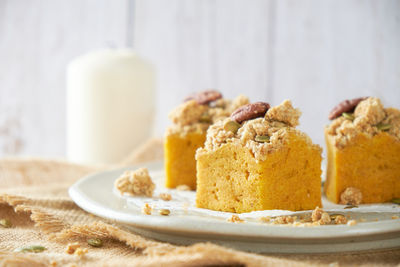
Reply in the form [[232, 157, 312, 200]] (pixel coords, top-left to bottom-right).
[[0, 0, 399, 158]]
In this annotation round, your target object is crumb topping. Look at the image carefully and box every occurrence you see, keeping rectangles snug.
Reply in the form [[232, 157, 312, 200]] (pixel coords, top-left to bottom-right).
[[334, 215, 347, 224], [74, 247, 88, 258], [340, 187, 363, 205], [259, 216, 271, 223], [65, 242, 80, 254], [257, 207, 354, 227], [273, 215, 296, 224], [167, 95, 250, 136], [347, 220, 357, 226], [311, 207, 325, 222], [142, 203, 152, 215], [168, 100, 208, 126], [159, 193, 172, 201], [227, 215, 244, 223], [198, 100, 321, 161], [114, 168, 155, 197], [326, 97, 400, 149], [265, 99, 301, 127]]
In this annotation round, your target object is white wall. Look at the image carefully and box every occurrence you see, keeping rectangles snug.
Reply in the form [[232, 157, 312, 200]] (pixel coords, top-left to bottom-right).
[[0, 0, 399, 158], [0, 0, 131, 157], [135, 0, 400, 151]]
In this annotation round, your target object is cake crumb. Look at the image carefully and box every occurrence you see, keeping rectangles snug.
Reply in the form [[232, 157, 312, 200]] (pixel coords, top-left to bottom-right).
[[176, 184, 191, 191], [114, 168, 155, 197], [319, 213, 332, 225], [354, 97, 386, 125], [347, 220, 357, 226], [227, 215, 244, 223], [274, 215, 296, 224], [265, 99, 301, 127], [74, 247, 88, 258], [142, 203, 152, 215], [340, 187, 362, 205], [334, 215, 347, 224], [311, 207, 324, 222], [311, 207, 332, 225], [168, 100, 208, 126], [259, 216, 271, 223], [300, 216, 312, 223], [65, 242, 80, 255], [159, 193, 172, 201]]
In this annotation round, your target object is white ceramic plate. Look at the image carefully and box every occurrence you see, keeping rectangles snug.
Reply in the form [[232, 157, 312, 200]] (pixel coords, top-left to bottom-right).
[[69, 161, 400, 254]]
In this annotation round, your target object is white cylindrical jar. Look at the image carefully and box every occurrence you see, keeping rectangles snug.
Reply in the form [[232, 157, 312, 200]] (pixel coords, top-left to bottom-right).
[[66, 49, 155, 164]]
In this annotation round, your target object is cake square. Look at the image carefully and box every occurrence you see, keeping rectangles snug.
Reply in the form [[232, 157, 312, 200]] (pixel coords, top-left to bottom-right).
[[324, 97, 400, 204], [164, 90, 249, 189], [196, 100, 322, 212]]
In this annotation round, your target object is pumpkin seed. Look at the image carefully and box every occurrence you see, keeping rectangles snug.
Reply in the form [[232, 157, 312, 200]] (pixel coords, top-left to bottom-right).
[[223, 120, 241, 134], [255, 135, 270, 143], [15, 245, 46, 253], [376, 123, 391, 131], [159, 209, 170, 216], [391, 198, 400, 205], [0, 218, 12, 228], [87, 238, 103, 248], [344, 205, 358, 209], [342, 112, 355, 121], [199, 113, 212, 123]]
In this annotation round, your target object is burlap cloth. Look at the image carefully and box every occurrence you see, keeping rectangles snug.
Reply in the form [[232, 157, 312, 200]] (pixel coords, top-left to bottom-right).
[[0, 139, 399, 267]]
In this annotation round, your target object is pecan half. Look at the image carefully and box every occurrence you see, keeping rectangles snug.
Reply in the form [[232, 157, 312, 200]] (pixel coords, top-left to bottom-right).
[[231, 102, 270, 123], [328, 97, 368, 120], [184, 90, 222, 105]]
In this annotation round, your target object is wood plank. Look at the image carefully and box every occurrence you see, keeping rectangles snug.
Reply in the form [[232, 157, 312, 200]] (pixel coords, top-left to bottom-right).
[[0, 0, 130, 157], [272, 0, 400, 148], [134, 0, 273, 135]]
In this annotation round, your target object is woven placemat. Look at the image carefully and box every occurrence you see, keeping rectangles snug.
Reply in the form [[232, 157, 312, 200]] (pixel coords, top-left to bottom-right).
[[0, 138, 399, 266]]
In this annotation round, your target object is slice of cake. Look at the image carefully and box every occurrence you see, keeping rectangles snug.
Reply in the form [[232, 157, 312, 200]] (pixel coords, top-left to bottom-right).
[[196, 100, 322, 213], [324, 97, 400, 204], [164, 90, 249, 189]]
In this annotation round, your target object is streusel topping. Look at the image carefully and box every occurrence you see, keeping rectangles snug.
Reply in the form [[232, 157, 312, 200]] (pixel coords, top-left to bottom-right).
[[198, 100, 321, 161], [114, 168, 155, 197], [265, 99, 301, 127], [167, 94, 250, 136], [326, 97, 400, 149], [340, 187, 363, 205]]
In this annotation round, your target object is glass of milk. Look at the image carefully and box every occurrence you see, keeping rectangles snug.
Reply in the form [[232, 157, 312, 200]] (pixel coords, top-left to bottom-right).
[[66, 49, 155, 165]]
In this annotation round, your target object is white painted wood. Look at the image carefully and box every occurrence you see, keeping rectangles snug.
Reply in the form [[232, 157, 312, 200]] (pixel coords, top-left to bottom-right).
[[135, 0, 400, 148], [134, 0, 274, 136], [0, 0, 130, 157], [272, 0, 400, 147], [0, 0, 399, 157]]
